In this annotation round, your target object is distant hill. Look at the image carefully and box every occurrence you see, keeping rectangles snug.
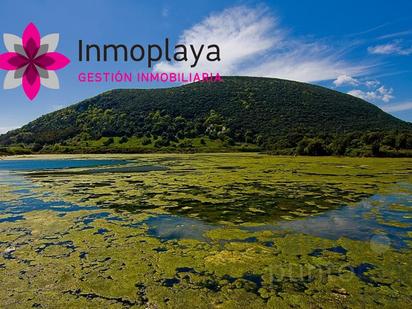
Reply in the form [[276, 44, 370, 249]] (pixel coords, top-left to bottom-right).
[[1, 76, 411, 156]]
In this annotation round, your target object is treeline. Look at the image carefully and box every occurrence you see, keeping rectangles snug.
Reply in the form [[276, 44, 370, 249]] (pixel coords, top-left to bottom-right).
[[1, 108, 411, 157], [266, 131, 412, 157], [0, 108, 233, 148]]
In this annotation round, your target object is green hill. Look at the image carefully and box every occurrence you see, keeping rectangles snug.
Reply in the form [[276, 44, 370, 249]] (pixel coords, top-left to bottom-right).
[[1, 76, 411, 156]]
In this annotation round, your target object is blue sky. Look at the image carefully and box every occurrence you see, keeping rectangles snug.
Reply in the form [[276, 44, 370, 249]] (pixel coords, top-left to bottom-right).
[[0, 0, 412, 133]]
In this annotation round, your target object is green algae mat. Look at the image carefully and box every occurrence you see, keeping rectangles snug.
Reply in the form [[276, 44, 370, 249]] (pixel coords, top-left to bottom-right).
[[0, 154, 411, 308]]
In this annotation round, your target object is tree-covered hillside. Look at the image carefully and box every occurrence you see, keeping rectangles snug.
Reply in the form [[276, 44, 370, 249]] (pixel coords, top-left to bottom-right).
[[1, 76, 411, 156]]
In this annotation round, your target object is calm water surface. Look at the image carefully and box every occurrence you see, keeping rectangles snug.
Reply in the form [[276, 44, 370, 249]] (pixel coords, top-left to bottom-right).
[[0, 158, 410, 247]]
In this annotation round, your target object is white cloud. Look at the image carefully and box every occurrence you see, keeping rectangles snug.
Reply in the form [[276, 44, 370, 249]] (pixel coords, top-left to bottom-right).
[[156, 6, 278, 75], [347, 90, 369, 100], [365, 80, 380, 88], [377, 86, 394, 102], [333, 74, 360, 86], [381, 102, 412, 112], [368, 43, 399, 54], [155, 6, 371, 82], [348, 85, 394, 103], [378, 30, 412, 40], [368, 41, 412, 55], [0, 126, 18, 134], [333, 75, 394, 103], [333, 75, 381, 89], [51, 104, 65, 111]]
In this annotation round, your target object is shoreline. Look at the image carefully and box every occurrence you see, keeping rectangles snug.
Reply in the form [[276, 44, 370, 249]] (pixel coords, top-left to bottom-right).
[[2, 152, 412, 161]]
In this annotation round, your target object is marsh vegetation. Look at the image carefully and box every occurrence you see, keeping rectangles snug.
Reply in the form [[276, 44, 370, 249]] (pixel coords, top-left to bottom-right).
[[0, 154, 411, 307]]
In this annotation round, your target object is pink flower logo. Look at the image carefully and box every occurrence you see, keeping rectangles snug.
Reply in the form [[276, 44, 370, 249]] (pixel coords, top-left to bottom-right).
[[0, 23, 70, 100]]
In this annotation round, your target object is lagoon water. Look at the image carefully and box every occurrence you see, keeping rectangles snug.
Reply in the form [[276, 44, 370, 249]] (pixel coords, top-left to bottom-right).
[[0, 154, 411, 307], [0, 158, 126, 171]]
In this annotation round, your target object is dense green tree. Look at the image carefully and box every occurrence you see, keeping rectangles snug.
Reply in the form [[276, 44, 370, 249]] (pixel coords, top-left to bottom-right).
[[0, 77, 411, 156]]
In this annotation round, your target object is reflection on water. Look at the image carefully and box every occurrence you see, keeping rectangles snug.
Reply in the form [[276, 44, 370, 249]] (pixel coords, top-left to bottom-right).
[[124, 188, 412, 248], [0, 197, 99, 214], [143, 215, 214, 242], [0, 159, 411, 248], [251, 185, 412, 248], [1, 156, 412, 307]]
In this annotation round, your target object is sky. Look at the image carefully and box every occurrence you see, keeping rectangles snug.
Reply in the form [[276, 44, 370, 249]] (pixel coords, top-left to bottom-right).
[[0, 0, 412, 133]]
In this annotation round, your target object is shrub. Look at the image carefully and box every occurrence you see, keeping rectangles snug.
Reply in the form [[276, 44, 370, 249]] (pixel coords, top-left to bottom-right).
[[119, 136, 128, 144], [103, 137, 114, 146], [141, 136, 152, 145]]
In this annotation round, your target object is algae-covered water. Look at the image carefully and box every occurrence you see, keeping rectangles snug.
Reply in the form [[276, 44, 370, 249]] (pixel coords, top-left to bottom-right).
[[0, 153, 411, 308]]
